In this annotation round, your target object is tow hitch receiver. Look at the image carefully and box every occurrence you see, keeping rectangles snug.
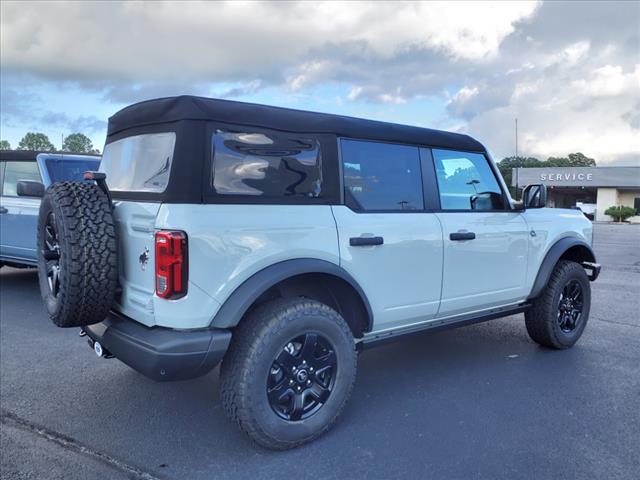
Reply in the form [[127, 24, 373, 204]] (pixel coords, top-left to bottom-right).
[[86, 337, 114, 359]]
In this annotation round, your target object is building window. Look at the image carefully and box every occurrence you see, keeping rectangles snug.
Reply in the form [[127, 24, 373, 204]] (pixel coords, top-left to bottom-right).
[[340, 139, 424, 211]]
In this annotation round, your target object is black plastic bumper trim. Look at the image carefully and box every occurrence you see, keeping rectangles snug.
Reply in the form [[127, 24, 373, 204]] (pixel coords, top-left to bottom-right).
[[582, 261, 601, 281], [85, 311, 231, 382]]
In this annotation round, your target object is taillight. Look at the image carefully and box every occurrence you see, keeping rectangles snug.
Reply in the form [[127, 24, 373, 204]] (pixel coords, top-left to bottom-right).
[[155, 230, 188, 299]]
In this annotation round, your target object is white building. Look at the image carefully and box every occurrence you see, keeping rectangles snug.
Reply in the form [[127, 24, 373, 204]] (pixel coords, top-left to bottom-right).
[[512, 166, 640, 222]]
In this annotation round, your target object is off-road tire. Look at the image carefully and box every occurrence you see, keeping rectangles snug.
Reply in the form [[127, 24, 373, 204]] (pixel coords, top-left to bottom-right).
[[220, 297, 357, 450], [525, 260, 591, 349], [37, 182, 118, 328]]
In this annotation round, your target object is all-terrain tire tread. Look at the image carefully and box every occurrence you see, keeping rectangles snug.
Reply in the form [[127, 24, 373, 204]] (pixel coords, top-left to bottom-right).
[[525, 260, 589, 349], [38, 182, 118, 327], [220, 297, 356, 450]]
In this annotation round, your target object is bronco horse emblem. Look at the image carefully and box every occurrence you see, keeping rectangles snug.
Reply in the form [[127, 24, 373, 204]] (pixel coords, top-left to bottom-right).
[[139, 247, 150, 270]]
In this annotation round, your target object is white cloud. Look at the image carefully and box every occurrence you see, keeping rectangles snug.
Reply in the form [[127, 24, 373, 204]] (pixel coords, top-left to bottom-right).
[[572, 64, 640, 97], [451, 86, 480, 104], [1, 1, 540, 84], [1, 0, 638, 165]]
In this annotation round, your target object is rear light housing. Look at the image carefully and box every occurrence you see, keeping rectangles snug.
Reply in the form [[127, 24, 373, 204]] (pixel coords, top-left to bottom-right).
[[155, 230, 188, 299]]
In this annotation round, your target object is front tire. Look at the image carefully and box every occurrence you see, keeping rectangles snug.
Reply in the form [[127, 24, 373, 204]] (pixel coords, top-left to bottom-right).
[[525, 260, 591, 349], [220, 298, 357, 450]]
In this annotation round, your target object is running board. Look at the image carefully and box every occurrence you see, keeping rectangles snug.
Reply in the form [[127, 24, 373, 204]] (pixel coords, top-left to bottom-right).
[[359, 303, 531, 350]]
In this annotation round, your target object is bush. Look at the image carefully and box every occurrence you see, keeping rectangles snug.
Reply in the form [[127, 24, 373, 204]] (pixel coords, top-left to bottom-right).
[[604, 205, 637, 222]]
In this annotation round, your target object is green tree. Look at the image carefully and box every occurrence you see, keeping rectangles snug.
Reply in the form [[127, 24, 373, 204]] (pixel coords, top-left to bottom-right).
[[496, 156, 541, 196], [0, 140, 10, 150], [546, 152, 596, 167], [17, 132, 55, 151], [62, 133, 99, 153]]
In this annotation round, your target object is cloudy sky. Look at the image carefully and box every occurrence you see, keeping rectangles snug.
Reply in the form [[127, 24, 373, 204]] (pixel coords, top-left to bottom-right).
[[1, 0, 638, 164]]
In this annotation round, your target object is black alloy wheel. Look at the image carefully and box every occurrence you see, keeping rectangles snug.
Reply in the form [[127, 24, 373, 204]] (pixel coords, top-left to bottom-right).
[[220, 298, 357, 449], [557, 280, 584, 333], [43, 211, 61, 297], [525, 260, 591, 349], [267, 332, 337, 421]]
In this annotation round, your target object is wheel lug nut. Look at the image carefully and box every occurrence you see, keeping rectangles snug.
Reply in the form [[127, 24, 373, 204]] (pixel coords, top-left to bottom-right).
[[297, 386, 301, 391], [302, 360, 306, 365], [289, 380, 294, 385], [307, 380, 311, 385]]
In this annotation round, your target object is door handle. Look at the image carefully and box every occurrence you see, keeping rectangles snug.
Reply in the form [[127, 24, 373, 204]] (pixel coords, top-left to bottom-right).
[[450, 231, 476, 241], [0, 207, 8, 214], [350, 236, 384, 247]]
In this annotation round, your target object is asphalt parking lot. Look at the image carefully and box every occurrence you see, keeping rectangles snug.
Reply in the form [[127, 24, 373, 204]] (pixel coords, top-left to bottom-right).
[[1, 223, 639, 480]]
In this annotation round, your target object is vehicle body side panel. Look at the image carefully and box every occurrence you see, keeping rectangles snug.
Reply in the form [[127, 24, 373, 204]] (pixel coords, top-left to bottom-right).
[[331, 206, 444, 332], [0, 196, 40, 263], [111, 201, 223, 330], [520, 207, 594, 296], [151, 204, 340, 329], [435, 211, 529, 317]]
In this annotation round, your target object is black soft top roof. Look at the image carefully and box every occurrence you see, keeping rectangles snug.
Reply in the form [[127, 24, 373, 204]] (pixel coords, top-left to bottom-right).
[[107, 95, 485, 152], [0, 150, 100, 162]]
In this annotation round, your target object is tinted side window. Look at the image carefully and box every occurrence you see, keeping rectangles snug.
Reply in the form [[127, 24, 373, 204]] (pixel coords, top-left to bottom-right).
[[432, 149, 505, 210], [341, 139, 423, 211], [2, 161, 41, 196], [212, 130, 322, 198]]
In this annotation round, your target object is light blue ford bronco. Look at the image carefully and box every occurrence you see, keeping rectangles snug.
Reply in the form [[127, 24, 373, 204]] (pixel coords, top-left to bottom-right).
[[37, 96, 600, 449]]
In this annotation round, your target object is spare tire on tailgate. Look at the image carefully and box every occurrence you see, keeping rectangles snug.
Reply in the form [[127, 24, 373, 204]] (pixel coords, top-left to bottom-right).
[[37, 181, 118, 327]]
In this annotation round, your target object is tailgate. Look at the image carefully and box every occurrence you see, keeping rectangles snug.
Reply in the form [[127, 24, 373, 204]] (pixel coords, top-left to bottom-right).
[[112, 201, 162, 326]]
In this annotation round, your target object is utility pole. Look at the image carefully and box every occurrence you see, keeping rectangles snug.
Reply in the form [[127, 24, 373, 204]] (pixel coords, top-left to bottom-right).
[[515, 118, 518, 160], [515, 118, 519, 200]]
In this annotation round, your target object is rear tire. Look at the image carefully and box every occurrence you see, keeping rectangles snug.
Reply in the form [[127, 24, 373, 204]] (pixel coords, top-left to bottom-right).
[[37, 182, 118, 328], [220, 298, 357, 450], [525, 260, 591, 349]]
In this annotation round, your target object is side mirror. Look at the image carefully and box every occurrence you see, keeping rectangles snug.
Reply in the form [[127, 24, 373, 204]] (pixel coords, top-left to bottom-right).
[[512, 201, 525, 211], [17, 180, 45, 198], [522, 184, 547, 209]]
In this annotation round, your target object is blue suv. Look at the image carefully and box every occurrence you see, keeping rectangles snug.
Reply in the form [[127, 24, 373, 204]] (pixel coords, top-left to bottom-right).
[[0, 150, 100, 267]]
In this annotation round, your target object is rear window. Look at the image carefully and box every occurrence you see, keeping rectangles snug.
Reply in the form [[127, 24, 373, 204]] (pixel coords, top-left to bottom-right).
[[211, 130, 322, 198], [99, 133, 176, 192], [45, 158, 100, 183]]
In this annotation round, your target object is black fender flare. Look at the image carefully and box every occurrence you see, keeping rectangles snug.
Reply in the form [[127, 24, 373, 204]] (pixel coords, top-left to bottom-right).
[[528, 237, 596, 300], [209, 258, 373, 330]]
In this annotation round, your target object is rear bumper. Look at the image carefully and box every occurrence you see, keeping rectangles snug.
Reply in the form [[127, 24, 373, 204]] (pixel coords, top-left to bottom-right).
[[582, 261, 601, 281], [85, 311, 231, 382]]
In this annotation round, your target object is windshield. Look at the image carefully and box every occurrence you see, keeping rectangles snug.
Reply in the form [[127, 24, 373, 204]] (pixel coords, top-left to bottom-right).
[[45, 158, 100, 183], [99, 132, 176, 192]]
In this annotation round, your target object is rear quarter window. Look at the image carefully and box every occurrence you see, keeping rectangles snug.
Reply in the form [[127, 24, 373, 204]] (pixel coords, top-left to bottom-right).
[[99, 132, 176, 192], [211, 130, 323, 199]]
